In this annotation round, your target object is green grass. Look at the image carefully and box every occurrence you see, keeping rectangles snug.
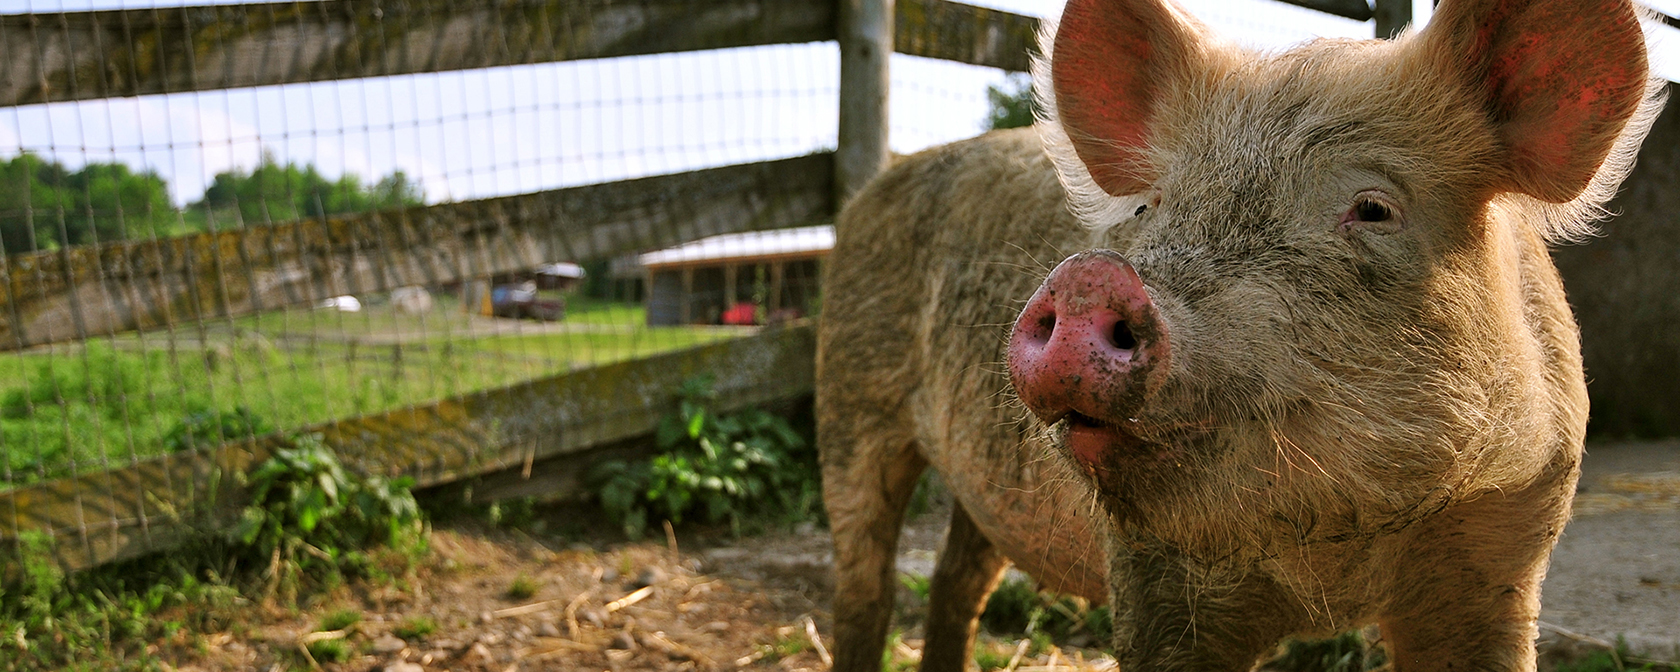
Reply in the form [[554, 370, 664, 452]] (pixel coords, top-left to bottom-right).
[[0, 299, 741, 488], [318, 609, 362, 632], [392, 616, 438, 641], [506, 574, 540, 600]]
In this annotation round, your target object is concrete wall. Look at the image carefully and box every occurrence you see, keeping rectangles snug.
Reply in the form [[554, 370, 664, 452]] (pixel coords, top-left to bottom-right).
[[1554, 84, 1680, 437]]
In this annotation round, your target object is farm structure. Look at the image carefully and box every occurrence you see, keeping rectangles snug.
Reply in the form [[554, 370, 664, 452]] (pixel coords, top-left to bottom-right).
[[641, 226, 830, 326]]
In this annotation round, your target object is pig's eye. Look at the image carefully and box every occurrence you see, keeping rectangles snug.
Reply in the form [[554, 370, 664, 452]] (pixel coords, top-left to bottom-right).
[[1354, 199, 1390, 222], [1340, 192, 1403, 234]]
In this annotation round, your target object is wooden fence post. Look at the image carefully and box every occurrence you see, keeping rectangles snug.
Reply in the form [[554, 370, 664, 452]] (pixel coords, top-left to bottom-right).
[[1374, 0, 1411, 39], [836, 0, 894, 205]]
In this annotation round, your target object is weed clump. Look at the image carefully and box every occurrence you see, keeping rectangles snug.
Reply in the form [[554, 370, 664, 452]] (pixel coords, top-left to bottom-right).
[[506, 574, 539, 600], [590, 375, 818, 538], [392, 615, 438, 641], [0, 433, 424, 670]]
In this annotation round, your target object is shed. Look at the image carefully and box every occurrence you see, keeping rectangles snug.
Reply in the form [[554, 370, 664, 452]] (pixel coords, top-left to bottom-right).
[[639, 225, 831, 326]]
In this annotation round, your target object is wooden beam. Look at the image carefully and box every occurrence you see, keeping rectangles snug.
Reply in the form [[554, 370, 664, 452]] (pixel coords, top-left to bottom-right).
[[894, 0, 1038, 73], [1373, 0, 1410, 39], [0, 153, 834, 351], [0, 323, 816, 571], [0, 0, 836, 107], [889, 0, 1376, 75], [1277, 0, 1375, 22]]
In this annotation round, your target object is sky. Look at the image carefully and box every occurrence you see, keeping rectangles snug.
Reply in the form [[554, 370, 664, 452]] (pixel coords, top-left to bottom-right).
[[0, 0, 1675, 209]]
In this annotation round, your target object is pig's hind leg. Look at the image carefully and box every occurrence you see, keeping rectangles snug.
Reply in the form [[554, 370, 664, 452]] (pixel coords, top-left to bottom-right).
[[920, 500, 1011, 671], [821, 419, 928, 672]]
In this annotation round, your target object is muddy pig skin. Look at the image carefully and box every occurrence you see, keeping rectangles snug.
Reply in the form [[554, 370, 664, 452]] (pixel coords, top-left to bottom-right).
[[816, 0, 1665, 670]]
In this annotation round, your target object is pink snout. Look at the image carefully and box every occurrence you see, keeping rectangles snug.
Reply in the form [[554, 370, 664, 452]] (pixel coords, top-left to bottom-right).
[[1007, 251, 1171, 430]]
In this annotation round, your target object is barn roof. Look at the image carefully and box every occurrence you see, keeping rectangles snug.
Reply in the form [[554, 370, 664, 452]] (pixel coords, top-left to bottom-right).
[[638, 225, 833, 269]]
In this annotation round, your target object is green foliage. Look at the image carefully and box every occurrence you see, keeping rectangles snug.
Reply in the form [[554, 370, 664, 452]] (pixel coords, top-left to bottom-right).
[[985, 74, 1038, 131], [163, 405, 272, 453], [0, 153, 180, 253], [1259, 631, 1385, 672], [191, 152, 422, 226], [979, 577, 1110, 647], [899, 573, 932, 603], [230, 434, 424, 600], [0, 149, 424, 254], [1, 341, 154, 420], [590, 375, 818, 538], [881, 629, 918, 672], [318, 608, 362, 632], [306, 638, 351, 663], [506, 574, 539, 600], [392, 616, 438, 641], [0, 432, 423, 670], [0, 532, 246, 671], [973, 643, 1014, 671]]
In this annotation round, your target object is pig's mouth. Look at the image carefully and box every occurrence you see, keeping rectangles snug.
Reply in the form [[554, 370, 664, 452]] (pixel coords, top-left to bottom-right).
[[1062, 411, 1150, 470]]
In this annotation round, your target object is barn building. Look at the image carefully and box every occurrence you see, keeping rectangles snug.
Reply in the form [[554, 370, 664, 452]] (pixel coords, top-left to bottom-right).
[[639, 225, 830, 326]]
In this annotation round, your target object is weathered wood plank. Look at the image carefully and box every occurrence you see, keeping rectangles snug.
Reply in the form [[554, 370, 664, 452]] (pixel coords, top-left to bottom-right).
[[1280, 0, 1375, 22], [0, 153, 833, 350], [895, 0, 1037, 72], [892, 0, 1376, 75], [0, 323, 816, 571], [0, 0, 835, 107]]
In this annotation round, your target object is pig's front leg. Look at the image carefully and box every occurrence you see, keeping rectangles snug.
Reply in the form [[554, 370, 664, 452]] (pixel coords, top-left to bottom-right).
[[1107, 539, 1308, 671], [1377, 470, 1575, 672]]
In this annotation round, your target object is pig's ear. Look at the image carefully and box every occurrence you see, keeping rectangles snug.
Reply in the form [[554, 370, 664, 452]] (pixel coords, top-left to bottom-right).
[[1421, 0, 1648, 203], [1049, 0, 1206, 197]]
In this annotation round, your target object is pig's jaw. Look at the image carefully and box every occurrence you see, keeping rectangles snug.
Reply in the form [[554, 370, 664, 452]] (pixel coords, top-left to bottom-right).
[[1056, 411, 1187, 484]]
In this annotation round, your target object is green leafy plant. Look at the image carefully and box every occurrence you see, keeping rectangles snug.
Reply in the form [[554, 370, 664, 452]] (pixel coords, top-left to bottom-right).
[[230, 433, 423, 601], [590, 376, 816, 537], [979, 578, 1111, 648], [1258, 630, 1384, 672], [163, 405, 272, 452]]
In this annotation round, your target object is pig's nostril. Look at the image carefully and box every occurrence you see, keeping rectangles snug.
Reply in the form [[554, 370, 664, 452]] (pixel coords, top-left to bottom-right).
[[1037, 314, 1057, 338], [1111, 321, 1137, 350]]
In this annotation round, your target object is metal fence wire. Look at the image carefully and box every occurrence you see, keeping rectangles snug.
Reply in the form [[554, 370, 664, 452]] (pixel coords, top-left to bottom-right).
[[0, 0, 1529, 572]]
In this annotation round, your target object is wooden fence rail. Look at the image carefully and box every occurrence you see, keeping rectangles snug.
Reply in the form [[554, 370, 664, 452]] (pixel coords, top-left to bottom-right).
[[0, 0, 1408, 110], [0, 153, 832, 351], [0, 0, 835, 107]]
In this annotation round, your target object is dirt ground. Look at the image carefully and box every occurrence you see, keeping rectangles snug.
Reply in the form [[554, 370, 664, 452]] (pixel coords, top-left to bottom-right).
[[151, 440, 1679, 672], [157, 495, 1111, 672]]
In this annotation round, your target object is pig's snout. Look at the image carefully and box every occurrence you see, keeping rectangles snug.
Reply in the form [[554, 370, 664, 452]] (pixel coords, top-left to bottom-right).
[[1008, 251, 1170, 429]]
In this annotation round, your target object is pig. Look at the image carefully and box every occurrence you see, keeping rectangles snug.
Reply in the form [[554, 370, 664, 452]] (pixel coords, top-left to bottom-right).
[[816, 0, 1665, 670]]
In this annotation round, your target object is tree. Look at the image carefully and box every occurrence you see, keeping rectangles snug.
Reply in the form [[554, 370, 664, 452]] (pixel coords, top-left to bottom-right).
[[192, 152, 424, 227], [985, 74, 1038, 131], [0, 153, 177, 253]]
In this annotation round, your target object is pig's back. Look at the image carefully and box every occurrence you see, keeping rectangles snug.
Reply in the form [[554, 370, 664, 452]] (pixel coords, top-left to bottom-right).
[[822, 127, 1108, 600]]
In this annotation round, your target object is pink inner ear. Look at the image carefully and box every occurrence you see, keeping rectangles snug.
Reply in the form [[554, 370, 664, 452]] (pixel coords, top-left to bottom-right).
[[1054, 0, 1178, 197], [1466, 0, 1646, 202]]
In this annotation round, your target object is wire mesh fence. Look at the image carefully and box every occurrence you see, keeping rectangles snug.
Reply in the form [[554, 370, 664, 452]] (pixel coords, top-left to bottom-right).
[[8, 0, 1655, 572]]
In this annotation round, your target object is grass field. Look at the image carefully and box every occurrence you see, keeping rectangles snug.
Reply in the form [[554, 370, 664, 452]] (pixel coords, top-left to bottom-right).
[[0, 297, 740, 487]]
